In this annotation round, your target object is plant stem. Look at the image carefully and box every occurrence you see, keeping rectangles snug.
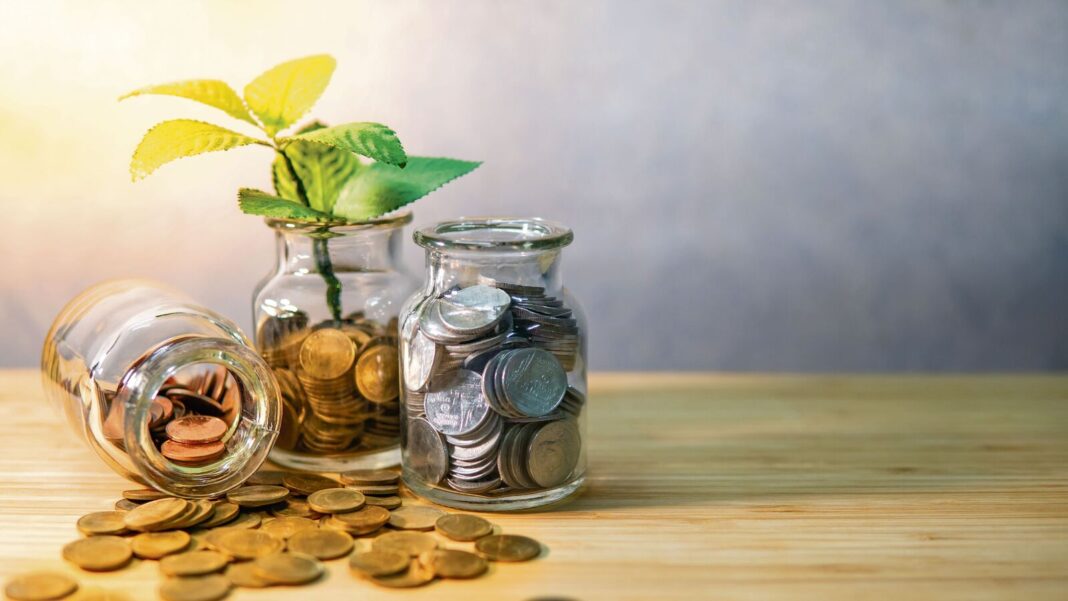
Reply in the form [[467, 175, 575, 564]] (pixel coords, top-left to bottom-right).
[[278, 146, 344, 321]]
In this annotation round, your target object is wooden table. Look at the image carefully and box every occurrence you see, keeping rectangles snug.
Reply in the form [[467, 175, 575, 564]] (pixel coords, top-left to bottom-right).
[[1, 371, 1066, 600]]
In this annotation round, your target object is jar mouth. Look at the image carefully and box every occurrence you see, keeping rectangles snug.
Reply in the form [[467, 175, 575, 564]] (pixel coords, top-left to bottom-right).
[[414, 217, 573, 251], [265, 210, 413, 233]]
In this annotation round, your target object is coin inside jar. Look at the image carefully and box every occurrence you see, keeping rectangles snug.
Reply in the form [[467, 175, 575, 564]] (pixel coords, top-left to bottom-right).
[[165, 415, 228, 444], [160, 440, 226, 464], [299, 328, 356, 380], [355, 344, 400, 403]]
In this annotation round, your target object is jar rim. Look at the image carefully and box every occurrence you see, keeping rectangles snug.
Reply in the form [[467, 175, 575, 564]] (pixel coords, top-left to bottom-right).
[[414, 217, 574, 251], [265, 210, 413, 233]]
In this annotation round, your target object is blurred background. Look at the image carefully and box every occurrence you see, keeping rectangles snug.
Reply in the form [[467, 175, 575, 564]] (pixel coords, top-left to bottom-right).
[[1, 1, 1066, 371]]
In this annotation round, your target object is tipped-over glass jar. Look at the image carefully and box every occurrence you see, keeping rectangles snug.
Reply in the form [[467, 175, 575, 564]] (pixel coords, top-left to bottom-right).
[[41, 280, 281, 498], [399, 218, 588, 511], [252, 212, 417, 472]]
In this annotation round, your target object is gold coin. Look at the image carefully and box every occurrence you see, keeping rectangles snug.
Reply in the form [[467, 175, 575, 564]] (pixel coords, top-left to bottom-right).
[[299, 329, 356, 380], [168, 500, 216, 530], [422, 549, 488, 579], [123, 498, 189, 532], [348, 549, 409, 578], [368, 559, 435, 588], [363, 495, 402, 510], [355, 344, 399, 403], [62, 536, 132, 571], [282, 473, 339, 496], [260, 516, 317, 540], [122, 488, 167, 502], [252, 552, 324, 585], [114, 499, 139, 512], [338, 469, 399, 486], [434, 514, 493, 541], [372, 531, 437, 557], [224, 562, 269, 588], [286, 528, 354, 560], [131, 530, 191, 560], [343, 483, 399, 496], [160, 550, 229, 577], [329, 505, 390, 534], [217, 512, 261, 530], [475, 534, 542, 562], [225, 485, 289, 508], [3, 571, 78, 601], [198, 502, 239, 529], [210, 529, 283, 560], [307, 488, 365, 514], [269, 498, 322, 519], [387, 505, 445, 531], [158, 575, 231, 601], [66, 588, 129, 601], [246, 470, 287, 486], [76, 511, 128, 536]]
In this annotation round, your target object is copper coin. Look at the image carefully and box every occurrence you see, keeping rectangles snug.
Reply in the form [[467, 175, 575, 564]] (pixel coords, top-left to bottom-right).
[[161, 440, 226, 463], [165, 415, 228, 444], [475, 534, 542, 562]]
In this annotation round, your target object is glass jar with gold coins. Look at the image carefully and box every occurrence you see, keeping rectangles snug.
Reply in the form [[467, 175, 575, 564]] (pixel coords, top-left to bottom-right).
[[41, 280, 281, 497], [398, 218, 588, 511], [253, 212, 417, 471]]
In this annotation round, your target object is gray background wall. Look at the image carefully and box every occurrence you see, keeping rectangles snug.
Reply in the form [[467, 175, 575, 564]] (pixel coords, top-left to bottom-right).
[[1, 0, 1066, 370]]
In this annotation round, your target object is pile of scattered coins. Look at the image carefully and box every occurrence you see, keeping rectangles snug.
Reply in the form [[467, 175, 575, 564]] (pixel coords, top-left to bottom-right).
[[102, 365, 241, 467], [3, 469, 543, 601], [257, 312, 401, 454], [403, 281, 585, 495]]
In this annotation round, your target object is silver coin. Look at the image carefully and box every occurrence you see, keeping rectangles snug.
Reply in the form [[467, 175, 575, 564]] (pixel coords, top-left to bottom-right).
[[425, 370, 492, 436], [404, 330, 438, 391], [443, 285, 512, 314], [437, 303, 506, 336], [419, 300, 476, 343], [510, 423, 541, 489], [526, 418, 582, 488], [495, 425, 524, 489], [499, 348, 567, 418], [446, 477, 501, 493], [407, 417, 449, 484]]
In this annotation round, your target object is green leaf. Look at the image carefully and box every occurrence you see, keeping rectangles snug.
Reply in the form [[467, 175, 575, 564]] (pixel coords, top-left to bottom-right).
[[120, 79, 257, 126], [238, 188, 333, 221], [283, 140, 361, 213], [130, 119, 266, 181], [332, 157, 481, 221], [271, 121, 326, 201], [243, 55, 336, 137], [288, 122, 407, 167]]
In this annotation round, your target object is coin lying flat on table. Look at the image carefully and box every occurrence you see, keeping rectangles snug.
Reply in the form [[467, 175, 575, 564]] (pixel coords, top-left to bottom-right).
[[62, 536, 132, 571], [339, 469, 399, 486], [423, 549, 488, 579], [388, 505, 446, 531], [269, 498, 321, 519], [372, 531, 438, 557], [3, 571, 78, 601], [198, 502, 239, 529], [435, 514, 493, 541], [349, 549, 410, 578], [282, 473, 339, 496], [131, 530, 191, 559], [158, 574, 231, 601], [77, 511, 128, 536], [246, 470, 286, 486], [252, 552, 324, 585], [260, 516, 317, 540], [326, 505, 391, 535], [475, 534, 541, 562], [210, 529, 283, 560], [307, 488, 365, 514], [114, 499, 140, 511], [160, 550, 229, 577], [286, 528, 354, 560], [368, 559, 436, 589], [225, 562, 270, 588], [225, 485, 289, 507], [122, 488, 167, 502], [363, 495, 402, 510]]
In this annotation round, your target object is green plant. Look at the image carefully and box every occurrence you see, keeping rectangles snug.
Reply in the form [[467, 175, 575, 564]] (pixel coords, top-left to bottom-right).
[[122, 54, 480, 319]]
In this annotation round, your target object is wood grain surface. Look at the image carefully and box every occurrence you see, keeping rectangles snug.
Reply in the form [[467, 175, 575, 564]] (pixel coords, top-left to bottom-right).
[[1, 371, 1066, 600]]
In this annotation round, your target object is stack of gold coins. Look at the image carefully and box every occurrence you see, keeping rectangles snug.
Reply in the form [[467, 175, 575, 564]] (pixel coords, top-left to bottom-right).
[[297, 328, 366, 453], [257, 312, 309, 369]]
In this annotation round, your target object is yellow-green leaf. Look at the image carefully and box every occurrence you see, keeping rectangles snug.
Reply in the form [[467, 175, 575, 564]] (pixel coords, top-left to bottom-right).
[[332, 157, 481, 221], [120, 79, 257, 125], [130, 119, 265, 181], [238, 188, 333, 221], [243, 55, 336, 137], [284, 141, 361, 213], [288, 122, 407, 167]]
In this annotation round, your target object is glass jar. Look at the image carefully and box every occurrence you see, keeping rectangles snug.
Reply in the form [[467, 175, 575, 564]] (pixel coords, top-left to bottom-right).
[[41, 280, 281, 498], [399, 218, 588, 511], [253, 213, 417, 472]]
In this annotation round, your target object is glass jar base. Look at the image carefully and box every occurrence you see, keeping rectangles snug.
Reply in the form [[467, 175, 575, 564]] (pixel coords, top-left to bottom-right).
[[270, 445, 400, 473], [402, 470, 585, 512]]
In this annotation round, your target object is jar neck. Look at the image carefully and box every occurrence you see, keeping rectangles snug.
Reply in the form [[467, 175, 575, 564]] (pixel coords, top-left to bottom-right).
[[423, 248, 565, 297], [273, 225, 405, 275], [114, 336, 280, 497]]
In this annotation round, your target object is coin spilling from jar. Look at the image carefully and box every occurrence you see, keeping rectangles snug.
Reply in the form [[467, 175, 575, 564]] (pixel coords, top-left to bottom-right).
[[2, 468, 545, 600], [403, 280, 585, 496], [256, 312, 401, 455], [102, 362, 243, 467]]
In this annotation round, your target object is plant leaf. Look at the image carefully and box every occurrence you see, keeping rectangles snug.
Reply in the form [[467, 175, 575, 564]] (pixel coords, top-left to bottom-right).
[[243, 54, 336, 137], [288, 122, 407, 167], [238, 188, 333, 221], [283, 141, 362, 213], [130, 119, 265, 181], [271, 121, 328, 201], [332, 157, 481, 221], [120, 79, 257, 125]]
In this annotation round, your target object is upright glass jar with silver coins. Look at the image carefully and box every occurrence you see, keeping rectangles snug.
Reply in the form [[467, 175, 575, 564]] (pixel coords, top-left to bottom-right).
[[41, 280, 281, 498], [399, 218, 587, 511], [253, 213, 417, 472]]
